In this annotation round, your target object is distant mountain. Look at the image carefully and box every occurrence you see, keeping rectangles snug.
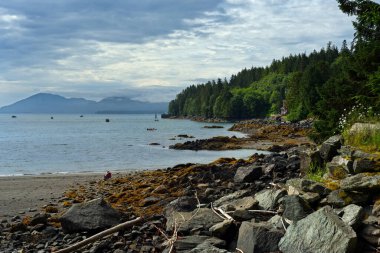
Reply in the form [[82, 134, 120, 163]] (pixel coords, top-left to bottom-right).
[[0, 93, 168, 114]]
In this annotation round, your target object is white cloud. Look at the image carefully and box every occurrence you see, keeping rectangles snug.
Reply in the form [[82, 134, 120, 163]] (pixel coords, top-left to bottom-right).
[[0, 0, 355, 106]]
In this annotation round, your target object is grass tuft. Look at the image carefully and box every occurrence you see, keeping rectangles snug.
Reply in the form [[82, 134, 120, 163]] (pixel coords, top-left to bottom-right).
[[343, 123, 380, 152]]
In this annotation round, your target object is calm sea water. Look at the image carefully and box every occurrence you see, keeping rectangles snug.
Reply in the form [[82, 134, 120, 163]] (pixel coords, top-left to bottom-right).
[[0, 114, 267, 176]]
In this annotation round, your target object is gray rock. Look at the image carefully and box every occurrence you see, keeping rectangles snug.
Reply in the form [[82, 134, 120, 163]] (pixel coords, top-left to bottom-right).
[[322, 190, 349, 208], [59, 198, 121, 233], [30, 213, 49, 226], [231, 210, 256, 221], [340, 173, 380, 192], [322, 189, 368, 208], [282, 195, 312, 222], [218, 196, 258, 212], [352, 149, 377, 159], [234, 165, 262, 183], [188, 242, 228, 253], [331, 155, 353, 173], [299, 149, 323, 175], [286, 155, 301, 171], [353, 157, 380, 173], [263, 164, 275, 175], [326, 162, 349, 179], [164, 196, 198, 215], [113, 250, 126, 253], [359, 224, 380, 247], [209, 220, 234, 238], [279, 206, 357, 253], [236, 221, 283, 253], [300, 192, 321, 204], [166, 208, 224, 234], [268, 215, 285, 230], [174, 235, 225, 252], [319, 135, 342, 161], [213, 190, 250, 207], [341, 204, 364, 229], [338, 145, 354, 157], [286, 178, 330, 196], [255, 188, 287, 210]]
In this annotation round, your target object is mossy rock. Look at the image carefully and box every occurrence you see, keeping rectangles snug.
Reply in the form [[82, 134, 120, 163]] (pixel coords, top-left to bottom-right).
[[326, 162, 349, 180]]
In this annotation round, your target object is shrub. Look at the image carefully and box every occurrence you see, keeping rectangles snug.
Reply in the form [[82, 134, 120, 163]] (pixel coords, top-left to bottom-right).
[[339, 104, 380, 152]]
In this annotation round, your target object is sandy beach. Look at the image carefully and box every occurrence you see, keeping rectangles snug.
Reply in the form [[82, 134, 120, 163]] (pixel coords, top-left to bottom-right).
[[0, 173, 113, 220]]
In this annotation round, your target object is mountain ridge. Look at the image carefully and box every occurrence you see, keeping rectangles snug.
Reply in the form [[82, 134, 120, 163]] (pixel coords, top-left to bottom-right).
[[0, 93, 168, 114]]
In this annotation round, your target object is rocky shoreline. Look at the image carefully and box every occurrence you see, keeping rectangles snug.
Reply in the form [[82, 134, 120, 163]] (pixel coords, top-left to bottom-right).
[[1, 122, 380, 253], [170, 119, 314, 152]]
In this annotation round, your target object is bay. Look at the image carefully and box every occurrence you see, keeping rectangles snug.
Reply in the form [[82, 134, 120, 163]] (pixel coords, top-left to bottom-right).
[[0, 114, 267, 176]]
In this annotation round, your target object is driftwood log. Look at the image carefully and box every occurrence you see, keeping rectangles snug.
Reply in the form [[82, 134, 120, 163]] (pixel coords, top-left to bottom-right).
[[54, 217, 143, 253]]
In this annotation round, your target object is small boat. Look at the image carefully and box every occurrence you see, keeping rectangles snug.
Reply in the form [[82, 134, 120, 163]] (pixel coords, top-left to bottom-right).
[[105, 118, 110, 122], [155, 113, 159, 122], [51, 116, 54, 119], [11, 115, 17, 118], [80, 115, 84, 118], [147, 128, 157, 131]]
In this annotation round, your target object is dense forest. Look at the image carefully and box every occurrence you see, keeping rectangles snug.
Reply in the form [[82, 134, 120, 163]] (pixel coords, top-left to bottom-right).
[[168, 0, 380, 141]]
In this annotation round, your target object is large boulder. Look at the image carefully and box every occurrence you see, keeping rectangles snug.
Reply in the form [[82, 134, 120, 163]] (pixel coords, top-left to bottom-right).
[[340, 204, 364, 229], [326, 162, 349, 180], [234, 165, 262, 183], [299, 149, 323, 175], [353, 157, 380, 173], [255, 188, 287, 210], [209, 220, 234, 238], [319, 135, 342, 162], [359, 224, 380, 247], [331, 155, 353, 173], [322, 189, 368, 208], [213, 190, 250, 207], [286, 178, 330, 196], [340, 173, 380, 192], [286, 155, 301, 171], [236, 221, 284, 253], [59, 198, 121, 233], [188, 242, 228, 253], [164, 196, 198, 215], [218, 196, 258, 212], [282, 195, 312, 222], [279, 206, 357, 253], [166, 208, 224, 234], [174, 235, 225, 252]]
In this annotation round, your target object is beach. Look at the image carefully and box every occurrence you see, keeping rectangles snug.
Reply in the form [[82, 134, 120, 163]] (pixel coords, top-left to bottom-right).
[[0, 173, 109, 220]]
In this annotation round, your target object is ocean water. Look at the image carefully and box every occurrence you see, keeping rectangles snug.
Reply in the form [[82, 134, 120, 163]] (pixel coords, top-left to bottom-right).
[[0, 114, 267, 176]]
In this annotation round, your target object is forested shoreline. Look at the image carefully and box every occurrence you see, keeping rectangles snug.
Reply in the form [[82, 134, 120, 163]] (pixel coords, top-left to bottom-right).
[[168, 0, 379, 141]]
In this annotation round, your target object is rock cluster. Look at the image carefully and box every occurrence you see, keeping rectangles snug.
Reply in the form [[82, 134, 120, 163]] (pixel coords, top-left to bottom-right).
[[1, 134, 379, 252]]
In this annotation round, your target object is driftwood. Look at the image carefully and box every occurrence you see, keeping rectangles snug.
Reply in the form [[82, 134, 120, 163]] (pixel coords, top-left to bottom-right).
[[215, 207, 234, 221], [54, 217, 143, 253]]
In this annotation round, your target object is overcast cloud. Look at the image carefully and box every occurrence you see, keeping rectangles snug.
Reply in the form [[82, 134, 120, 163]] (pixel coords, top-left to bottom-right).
[[0, 0, 355, 106]]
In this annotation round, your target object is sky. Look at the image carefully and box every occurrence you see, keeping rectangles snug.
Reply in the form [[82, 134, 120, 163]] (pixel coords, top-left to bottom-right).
[[0, 0, 356, 106]]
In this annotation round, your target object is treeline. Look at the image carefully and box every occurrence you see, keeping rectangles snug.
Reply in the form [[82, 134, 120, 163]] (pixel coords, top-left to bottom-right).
[[168, 0, 379, 140]]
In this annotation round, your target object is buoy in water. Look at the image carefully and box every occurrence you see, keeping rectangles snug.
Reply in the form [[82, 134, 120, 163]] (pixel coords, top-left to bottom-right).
[[105, 118, 110, 122]]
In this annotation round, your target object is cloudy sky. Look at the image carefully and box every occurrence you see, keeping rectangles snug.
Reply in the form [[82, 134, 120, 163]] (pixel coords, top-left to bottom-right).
[[0, 0, 356, 106]]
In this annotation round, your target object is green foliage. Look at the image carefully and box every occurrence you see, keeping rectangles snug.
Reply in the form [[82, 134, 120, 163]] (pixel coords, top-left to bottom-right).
[[168, 0, 379, 141], [339, 104, 380, 151], [306, 162, 326, 183], [343, 124, 380, 152]]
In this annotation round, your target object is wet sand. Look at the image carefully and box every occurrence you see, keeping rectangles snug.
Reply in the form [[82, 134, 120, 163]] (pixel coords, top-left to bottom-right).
[[0, 173, 112, 220]]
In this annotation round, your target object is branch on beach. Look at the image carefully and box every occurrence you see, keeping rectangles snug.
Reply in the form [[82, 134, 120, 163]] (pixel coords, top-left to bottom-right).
[[53, 217, 143, 253], [158, 191, 202, 252]]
